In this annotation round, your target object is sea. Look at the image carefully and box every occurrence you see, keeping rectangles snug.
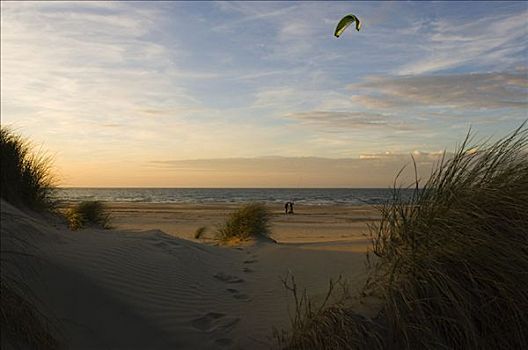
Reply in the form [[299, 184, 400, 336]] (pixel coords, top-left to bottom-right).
[[53, 188, 413, 206]]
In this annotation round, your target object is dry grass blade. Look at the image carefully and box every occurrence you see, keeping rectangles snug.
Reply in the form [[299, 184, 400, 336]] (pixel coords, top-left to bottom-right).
[[194, 226, 207, 239], [275, 274, 384, 350]]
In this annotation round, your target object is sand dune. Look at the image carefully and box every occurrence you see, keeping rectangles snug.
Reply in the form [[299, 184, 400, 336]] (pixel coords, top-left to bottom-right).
[[2, 200, 375, 349]]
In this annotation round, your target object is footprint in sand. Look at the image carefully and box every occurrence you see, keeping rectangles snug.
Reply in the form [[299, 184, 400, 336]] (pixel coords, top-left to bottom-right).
[[214, 272, 244, 284], [242, 267, 253, 273], [152, 238, 182, 257], [226, 288, 250, 301], [192, 312, 241, 333], [215, 338, 233, 347], [243, 259, 257, 264], [233, 293, 250, 300], [191, 312, 225, 331]]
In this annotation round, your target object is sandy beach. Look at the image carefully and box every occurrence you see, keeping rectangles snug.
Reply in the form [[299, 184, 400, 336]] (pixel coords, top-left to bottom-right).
[[107, 202, 379, 245], [2, 200, 379, 349]]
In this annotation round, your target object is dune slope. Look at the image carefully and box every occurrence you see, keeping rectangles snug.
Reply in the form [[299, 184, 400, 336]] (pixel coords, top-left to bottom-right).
[[1, 200, 370, 349]]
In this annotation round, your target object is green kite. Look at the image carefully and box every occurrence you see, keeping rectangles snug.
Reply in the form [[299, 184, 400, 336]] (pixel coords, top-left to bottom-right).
[[334, 14, 361, 38]]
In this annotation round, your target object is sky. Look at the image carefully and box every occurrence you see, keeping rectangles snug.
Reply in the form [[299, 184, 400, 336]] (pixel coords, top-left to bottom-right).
[[1, 1, 527, 187]]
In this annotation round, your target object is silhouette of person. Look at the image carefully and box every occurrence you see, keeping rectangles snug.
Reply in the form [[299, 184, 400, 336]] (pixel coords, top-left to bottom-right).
[[284, 201, 290, 214], [289, 201, 294, 214]]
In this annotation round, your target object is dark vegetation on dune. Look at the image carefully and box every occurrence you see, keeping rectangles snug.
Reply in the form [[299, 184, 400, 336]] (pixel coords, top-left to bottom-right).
[[217, 203, 271, 242], [278, 123, 528, 349], [66, 200, 111, 230], [1, 127, 61, 349], [1, 127, 56, 210], [194, 226, 208, 239]]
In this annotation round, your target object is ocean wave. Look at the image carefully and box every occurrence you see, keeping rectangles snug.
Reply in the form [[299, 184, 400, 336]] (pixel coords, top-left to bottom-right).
[[52, 188, 410, 206]]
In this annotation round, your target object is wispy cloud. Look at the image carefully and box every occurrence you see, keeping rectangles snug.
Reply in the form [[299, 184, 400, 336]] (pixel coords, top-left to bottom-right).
[[147, 155, 441, 187], [349, 71, 528, 110], [359, 150, 444, 161], [285, 111, 415, 131], [396, 12, 528, 75], [1, 2, 198, 126], [213, 2, 299, 32]]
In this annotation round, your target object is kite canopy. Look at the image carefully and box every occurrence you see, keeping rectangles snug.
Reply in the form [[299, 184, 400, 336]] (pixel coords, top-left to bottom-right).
[[334, 14, 361, 38]]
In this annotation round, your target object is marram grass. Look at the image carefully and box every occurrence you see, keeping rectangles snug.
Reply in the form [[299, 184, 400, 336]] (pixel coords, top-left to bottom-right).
[[0, 127, 56, 210], [217, 203, 271, 242], [66, 201, 111, 230], [279, 123, 528, 349]]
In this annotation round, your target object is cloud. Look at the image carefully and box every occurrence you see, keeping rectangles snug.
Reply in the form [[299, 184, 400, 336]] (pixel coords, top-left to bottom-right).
[[285, 111, 415, 131], [359, 150, 445, 161], [396, 12, 527, 75], [0, 2, 197, 125], [349, 72, 528, 111], [213, 2, 298, 32], [146, 155, 441, 187]]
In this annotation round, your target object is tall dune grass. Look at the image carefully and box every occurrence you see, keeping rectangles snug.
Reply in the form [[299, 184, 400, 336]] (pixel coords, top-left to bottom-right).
[[217, 203, 271, 242], [279, 123, 528, 349], [0, 127, 56, 210]]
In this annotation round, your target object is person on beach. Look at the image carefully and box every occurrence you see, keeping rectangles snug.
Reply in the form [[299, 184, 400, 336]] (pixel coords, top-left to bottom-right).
[[284, 201, 290, 214], [289, 201, 294, 214]]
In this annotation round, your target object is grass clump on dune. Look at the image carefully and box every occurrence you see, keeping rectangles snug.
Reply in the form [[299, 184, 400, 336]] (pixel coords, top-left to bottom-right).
[[0, 127, 56, 210], [279, 123, 528, 349], [217, 203, 271, 242], [66, 201, 111, 230]]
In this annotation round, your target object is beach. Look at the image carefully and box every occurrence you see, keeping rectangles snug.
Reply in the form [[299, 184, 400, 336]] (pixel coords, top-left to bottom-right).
[[2, 201, 379, 349], [107, 202, 379, 246]]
